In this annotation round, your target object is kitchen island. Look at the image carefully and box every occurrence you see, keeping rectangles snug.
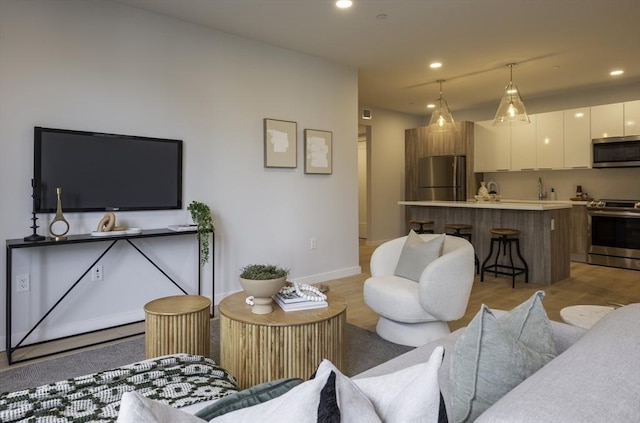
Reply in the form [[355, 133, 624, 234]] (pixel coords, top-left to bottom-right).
[[399, 200, 572, 284]]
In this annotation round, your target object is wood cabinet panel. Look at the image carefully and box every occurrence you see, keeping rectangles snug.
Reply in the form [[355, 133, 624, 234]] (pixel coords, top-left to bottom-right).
[[405, 122, 477, 224], [570, 205, 588, 262]]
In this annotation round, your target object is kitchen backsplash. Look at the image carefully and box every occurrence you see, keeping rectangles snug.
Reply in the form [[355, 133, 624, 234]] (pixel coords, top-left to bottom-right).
[[479, 167, 640, 200]]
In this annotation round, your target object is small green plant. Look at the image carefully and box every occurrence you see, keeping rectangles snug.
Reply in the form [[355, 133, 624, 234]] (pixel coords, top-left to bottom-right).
[[187, 201, 214, 265], [240, 264, 290, 280]]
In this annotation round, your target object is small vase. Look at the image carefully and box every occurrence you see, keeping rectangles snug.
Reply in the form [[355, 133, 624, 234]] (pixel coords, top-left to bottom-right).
[[478, 182, 489, 197], [239, 277, 287, 314]]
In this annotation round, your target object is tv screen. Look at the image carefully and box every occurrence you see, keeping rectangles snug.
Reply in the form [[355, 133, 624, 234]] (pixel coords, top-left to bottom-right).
[[34, 127, 183, 213]]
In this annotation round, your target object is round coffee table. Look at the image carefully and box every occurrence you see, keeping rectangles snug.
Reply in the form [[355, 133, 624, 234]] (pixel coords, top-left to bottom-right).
[[219, 290, 347, 388], [560, 305, 615, 329]]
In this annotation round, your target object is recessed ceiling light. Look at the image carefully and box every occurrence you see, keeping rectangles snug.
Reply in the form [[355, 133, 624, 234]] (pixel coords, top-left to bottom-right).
[[610, 69, 624, 76], [376, 13, 388, 20], [427, 104, 435, 109], [336, 0, 353, 9], [430, 62, 442, 69]]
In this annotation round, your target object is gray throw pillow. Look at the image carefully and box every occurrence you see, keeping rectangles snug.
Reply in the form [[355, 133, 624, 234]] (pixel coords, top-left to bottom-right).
[[394, 231, 445, 282], [450, 291, 557, 423]]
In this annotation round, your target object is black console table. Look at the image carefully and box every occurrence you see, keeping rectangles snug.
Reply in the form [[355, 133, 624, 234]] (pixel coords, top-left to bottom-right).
[[5, 228, 213, 365]]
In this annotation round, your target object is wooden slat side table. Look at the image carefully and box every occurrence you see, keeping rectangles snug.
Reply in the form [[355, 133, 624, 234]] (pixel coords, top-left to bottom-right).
[[144, 295, 211, 359], [220, 291, 347, 389]]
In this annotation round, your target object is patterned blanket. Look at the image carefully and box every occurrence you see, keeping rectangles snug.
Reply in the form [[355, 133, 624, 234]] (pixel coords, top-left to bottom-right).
[[0, 354, 238, 423]]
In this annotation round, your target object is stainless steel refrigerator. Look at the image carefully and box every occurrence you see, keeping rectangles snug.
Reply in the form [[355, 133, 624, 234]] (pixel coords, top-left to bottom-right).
[[417, 155, 466, 201]]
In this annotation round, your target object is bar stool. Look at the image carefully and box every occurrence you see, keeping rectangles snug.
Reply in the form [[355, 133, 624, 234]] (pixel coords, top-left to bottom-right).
[[480, 228, 529, 288], [445, 223, 479, 274], [409, 219, 434, 234]]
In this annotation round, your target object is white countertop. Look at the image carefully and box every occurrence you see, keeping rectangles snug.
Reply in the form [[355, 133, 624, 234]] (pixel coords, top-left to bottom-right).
[[398, 200, 576, 210]]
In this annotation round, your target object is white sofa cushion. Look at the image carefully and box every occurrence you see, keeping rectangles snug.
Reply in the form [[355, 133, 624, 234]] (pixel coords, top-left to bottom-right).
[[353, 346, 444, 423], [209, 359, 381, 423]]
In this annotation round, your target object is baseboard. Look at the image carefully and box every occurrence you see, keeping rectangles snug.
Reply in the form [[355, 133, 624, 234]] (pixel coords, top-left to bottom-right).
[[291, 266, 362, 285]]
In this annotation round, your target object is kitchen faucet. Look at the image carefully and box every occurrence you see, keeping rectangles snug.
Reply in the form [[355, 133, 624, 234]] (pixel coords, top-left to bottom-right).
[[538, 177, 547, 200]]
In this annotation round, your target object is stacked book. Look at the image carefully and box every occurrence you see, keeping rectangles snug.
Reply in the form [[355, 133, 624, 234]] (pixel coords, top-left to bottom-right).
[[273, 291, 328, 312]]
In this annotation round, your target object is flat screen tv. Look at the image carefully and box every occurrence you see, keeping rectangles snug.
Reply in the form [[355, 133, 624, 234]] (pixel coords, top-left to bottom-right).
[[34, 127, 183, 213]]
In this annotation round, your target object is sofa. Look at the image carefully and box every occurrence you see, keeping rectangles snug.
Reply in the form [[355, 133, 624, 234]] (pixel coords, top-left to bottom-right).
[[356, 301, 640, 423], [4, 299, 638, 423]]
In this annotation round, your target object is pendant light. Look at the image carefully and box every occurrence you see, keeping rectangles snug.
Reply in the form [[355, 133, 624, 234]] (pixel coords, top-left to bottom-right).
[[428, 80, 456, 132], [493, 63, 530, 125]]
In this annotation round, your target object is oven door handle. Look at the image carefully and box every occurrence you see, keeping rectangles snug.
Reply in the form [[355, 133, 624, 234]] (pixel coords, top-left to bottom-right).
[[587, 210, 640, 218]]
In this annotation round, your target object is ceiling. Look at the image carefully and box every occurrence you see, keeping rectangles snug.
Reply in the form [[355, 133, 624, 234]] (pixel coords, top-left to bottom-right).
[[113, 0, 640, 117]]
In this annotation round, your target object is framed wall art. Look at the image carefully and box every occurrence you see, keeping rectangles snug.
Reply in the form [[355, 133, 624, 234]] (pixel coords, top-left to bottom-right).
[[264, 118, 297, 168], [304, 129, 332, 175]]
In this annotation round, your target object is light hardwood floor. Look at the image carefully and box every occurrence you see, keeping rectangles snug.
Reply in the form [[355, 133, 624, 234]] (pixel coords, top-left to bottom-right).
[[326, 239, 640, 333], [2, 240, 639, 370]]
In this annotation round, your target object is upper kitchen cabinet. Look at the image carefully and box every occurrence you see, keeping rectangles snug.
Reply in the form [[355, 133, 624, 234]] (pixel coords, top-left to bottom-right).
[[591, 103, 624, 138], [474, 120, 510, 172], [536, 111, 564, 169], [624, 100, 640, 135], [510, 115, 537, 170], [563, 108, 591, 168]]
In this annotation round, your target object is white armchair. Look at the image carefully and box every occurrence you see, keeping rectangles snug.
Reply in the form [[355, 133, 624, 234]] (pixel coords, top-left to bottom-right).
[[363, 234, 475, 347]]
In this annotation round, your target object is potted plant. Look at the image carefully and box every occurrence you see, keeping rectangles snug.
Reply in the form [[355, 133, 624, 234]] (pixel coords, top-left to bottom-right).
[[239, 264, 290, 314], [187, 201, 215, 266]]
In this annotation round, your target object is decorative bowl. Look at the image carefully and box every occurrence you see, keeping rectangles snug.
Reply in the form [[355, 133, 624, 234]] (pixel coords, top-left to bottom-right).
[[239, 276, 287, 314]]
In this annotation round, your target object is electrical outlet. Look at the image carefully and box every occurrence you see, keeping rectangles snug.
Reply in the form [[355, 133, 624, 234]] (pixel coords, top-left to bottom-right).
[[91, 265, 104, 282], [16, 274, 30, 292], [310, 237, 317, 250]]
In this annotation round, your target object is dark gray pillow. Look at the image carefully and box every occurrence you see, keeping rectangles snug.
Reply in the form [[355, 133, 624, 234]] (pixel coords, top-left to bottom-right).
[[194, 378, 302, 420], [394, 231, 445, 281]]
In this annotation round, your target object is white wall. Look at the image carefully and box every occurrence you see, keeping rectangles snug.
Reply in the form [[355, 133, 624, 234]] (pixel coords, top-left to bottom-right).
[[358, 106, 424, 245], [0, 0, 359, 349]]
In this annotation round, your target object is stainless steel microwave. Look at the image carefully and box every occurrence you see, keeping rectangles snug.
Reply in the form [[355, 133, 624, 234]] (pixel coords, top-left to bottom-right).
[[592, 136, 640, 168]]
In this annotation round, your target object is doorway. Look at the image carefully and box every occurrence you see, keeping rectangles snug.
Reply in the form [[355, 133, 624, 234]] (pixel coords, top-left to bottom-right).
[[358, 125, 371, 240]]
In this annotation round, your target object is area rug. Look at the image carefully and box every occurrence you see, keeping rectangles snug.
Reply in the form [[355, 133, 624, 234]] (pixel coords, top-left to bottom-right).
[[0, 321, 413, 393]]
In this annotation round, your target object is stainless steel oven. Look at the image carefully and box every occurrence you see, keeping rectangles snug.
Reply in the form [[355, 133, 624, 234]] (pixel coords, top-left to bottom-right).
[[587, 199, 640, 270]]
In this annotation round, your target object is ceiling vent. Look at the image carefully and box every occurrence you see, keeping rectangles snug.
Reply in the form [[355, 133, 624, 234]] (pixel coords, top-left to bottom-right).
[[362, 109, 372, 120]]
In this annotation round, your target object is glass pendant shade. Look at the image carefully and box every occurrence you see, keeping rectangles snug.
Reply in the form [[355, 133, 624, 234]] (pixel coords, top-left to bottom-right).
[[493, 64, 530, 125], [428, 80, 455, 132]]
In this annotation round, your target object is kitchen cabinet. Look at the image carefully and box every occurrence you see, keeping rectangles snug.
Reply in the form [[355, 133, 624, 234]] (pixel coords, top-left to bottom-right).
[[624, 100, 640, 135], [563, 108, 591, 168], [510, 115, 537, 170], [536, 111, 564, 169], [591, 103, 624, 138], [474, 120, 510, 172], [570, 204, 588, 263]]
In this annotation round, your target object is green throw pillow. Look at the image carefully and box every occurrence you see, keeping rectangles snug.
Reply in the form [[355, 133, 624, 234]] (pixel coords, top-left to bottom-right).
[[195, 378, 303, 420], [450, 291, 557, 423], [394, 231, 445, 282]]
